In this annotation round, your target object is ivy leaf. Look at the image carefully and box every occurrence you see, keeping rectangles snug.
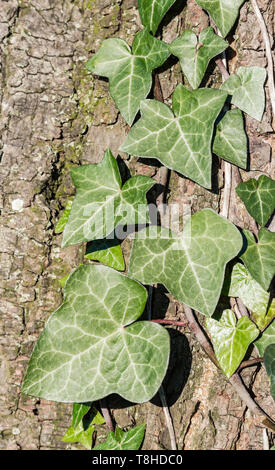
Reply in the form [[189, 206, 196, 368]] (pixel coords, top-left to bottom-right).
[[22, 265, 170, 404], [86, 29, 170, 125], [129, 209, 242, 316], [121, 84, 227, 188], [195, 0, 245, 37], [62, 149, 155, 248], [225, 262, 275, 330], [221, 66, 266, 121], [213, 108, 247, 169], [85, 238, 125, 271], [138, 0, 176, 35], [264, 344, 275, 401], [170, 27, 228, 89], [63, 406, 105, 449], [55, 199, 73, 234], [255, 321, 275, 356], [241, 229, 275, 291], [72, 403, 91, 429], [93, 424, 145, 450], [206, 310, 259, 377], [236, 175, 275, 226]]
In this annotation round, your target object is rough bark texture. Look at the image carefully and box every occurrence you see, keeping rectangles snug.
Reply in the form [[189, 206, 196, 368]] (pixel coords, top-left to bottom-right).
[[0, 0, 274, 450]]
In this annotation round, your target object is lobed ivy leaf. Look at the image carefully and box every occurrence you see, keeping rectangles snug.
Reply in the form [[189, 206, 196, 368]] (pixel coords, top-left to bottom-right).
[[72, 403, 91, 429], [85, 238, 125, 271], [241, 228, 275, 291], [221, 66, 266, 121], [138, 0, 176, 35], [86, 29, 170, 125], [224, 262, 275, 330], [195, 0, 245, 37], [213, 108, 247, 169], [170, 27, 228, 89], [63, 406, 105, 449], [62, 149, 155, 248], [129, 209, 243, 316], [55, 199, 73, 234], [205, 309, 259, 377], [121, 84, 227, 188], [93, 424, 145, 450], [22, 264, 170, 404], [264, 344, 275, 401], [236, 175, 275, 226], [255, 321, 275, 357]]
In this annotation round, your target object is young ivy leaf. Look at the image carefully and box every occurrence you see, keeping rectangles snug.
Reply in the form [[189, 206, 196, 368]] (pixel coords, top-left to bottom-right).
[[63, 406, 105, 449], [241, 228, 275, 291], [93, 424, 145, 450], [121, 84, 227, 189], [86, 29, 170, 125], [138, 0, 176, 35], [61, 149, 155, 248], [170, 27, 228, 89], [129, 209, 243, 317], [236, 175, 275, 226], [72, 403, 91, 429], [221, 66, 266, 121], [195, 0, 245, 37], [21, 265, 170, 404], [213, 108, 247, 169], [205, 309, 259, 378], [264, 344, 275, 401], [255, 320, 275, 356], [224, 262, 275, 330], [85, 238, 125, 271], [55, 199, 73, 234]]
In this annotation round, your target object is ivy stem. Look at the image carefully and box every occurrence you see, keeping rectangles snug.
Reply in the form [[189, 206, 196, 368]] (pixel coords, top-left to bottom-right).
[[100, 398, 115, 432], [151, 319, 187, 326]]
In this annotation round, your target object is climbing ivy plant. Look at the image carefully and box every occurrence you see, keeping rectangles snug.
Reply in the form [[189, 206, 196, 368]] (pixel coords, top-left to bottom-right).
[[22, 0, 274, 450]]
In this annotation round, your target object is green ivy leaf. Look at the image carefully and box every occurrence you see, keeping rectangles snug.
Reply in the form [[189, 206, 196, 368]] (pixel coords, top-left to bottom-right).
[[225, 262, 275, 330], [129, 209, 242, 316], [72, 403, 91, 429], [121, 84, 227, 188], [93, 424, 145, 450], [61, 149, 155, 248], [255, 320, 275, 356], [22, 265, 170, 404], [236, 175, 275, 226], [241, 229, 275, 291], [264, 344, 275, 401], [86, 29, 170, 125], [138, 0, 176, 35], [206, 309, 259, 377], [221, 66, 266, 121], [213, 108, 247, 169], [55, 199, 73, 234], [63, 406, 105, 449], [85, 238, 125, 271], [170, 27, 228, 89], [195, 0, 245, 37]]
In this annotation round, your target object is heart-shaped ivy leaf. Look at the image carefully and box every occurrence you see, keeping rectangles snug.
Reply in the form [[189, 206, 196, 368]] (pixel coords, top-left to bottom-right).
[[195, 0, 245, 37], [138, 0, 176, 35], [85, 238, 125, 271], [255, 321, 275, 356], [221, 66, 266, 121], [63, 406, 105, 449], [236, 175, 275, 226], [241, 228, 275, 291], [93, 424, 145, 450], [22, 265, 170, 404], [205, 309, 259, 377], [129, 209, 243, 316], [264, 344, 275, 401], [170, 27, 228, 89], [61, 149, 155, 247], [224, 262, 275, 330], [213, 108, 247, 169], [86, 29, 170, 125], [121, 84, 227, 188]]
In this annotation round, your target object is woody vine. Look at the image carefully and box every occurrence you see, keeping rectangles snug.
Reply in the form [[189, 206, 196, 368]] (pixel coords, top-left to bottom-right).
[[21, 0, 275, 450]]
